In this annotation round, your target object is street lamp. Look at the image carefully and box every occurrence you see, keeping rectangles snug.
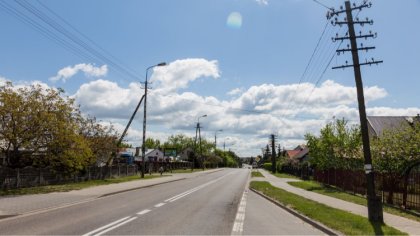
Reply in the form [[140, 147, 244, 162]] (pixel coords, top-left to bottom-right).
[[214, 129, 223, 149], [141, 62, 167, 178]]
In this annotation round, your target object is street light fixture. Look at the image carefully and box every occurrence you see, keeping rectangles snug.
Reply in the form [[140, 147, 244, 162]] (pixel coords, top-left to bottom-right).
[[141, 62, 167, 178]]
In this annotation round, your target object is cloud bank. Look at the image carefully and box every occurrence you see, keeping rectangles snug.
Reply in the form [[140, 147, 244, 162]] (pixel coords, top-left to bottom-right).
[[50, 63, 108, 82]]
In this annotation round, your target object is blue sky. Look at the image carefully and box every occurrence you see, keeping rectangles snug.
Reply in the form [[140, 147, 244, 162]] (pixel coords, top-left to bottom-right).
[[1, 0, 419, 156]]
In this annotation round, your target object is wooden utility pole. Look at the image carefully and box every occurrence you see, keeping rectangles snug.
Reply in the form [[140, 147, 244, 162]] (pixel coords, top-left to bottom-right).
[[328, 1, 383, 222], [270, 134, 277, 173]]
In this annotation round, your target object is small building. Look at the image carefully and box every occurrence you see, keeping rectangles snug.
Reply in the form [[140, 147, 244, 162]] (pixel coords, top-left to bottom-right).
[[367, 115, 419, 139], [285, 145, 310, 165], [145, 149, 164, 162], [178, 147, 195, 161]]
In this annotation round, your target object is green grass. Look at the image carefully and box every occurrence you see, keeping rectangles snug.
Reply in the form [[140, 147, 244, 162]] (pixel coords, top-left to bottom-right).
[[250, 181, 406, 235], [169, 168, 205, 174], [288, 180, 420, 223], [251, 171, 264, 178], [273, 172, 299, 179], [0, 174, 165, 196]]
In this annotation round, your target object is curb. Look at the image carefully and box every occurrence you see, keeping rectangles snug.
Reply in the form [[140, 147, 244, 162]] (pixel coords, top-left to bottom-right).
[[249, 188, 340, 236], [98, 177, 187, 198]]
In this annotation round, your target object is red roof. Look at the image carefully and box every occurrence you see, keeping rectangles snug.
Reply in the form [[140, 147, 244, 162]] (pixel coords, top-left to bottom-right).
[[286, 150, 300, 158]]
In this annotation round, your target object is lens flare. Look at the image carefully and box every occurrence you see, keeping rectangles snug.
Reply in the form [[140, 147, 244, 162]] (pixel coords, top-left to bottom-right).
[[226, 12, 242, 29]]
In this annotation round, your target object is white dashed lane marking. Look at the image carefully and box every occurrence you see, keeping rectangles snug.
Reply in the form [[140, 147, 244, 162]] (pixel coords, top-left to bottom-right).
[[231, 189, 248, 235], [154, 203, 166, 208], [137, 209, 151, 215]]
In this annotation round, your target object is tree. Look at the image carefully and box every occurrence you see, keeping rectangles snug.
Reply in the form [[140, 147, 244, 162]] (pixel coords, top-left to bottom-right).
[[305, 118, 363, 170], [0, 82, 111, 173], [371, 120, 420, 204], [145, 137, 161, 149], [163, 134, 194, 153], [77, 115, 119, 166]]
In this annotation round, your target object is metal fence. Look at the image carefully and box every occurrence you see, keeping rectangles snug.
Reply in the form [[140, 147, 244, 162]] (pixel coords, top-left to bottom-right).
[[0, 165, 138, 190], [313, 168, 420, 212]]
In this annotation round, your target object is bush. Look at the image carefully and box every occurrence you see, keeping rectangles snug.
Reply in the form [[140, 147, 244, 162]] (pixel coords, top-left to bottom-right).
[[262, 163, 272, 171]]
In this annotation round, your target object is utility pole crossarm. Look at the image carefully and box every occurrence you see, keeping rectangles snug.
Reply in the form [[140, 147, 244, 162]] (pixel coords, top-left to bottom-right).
[[336, 46, 376, 54], [332, 32, 377, 42], [332, 59, 383, 70]]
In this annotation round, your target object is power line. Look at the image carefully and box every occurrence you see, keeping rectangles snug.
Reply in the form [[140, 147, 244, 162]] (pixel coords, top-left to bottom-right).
[[312, 0, 332, 10], [35, 0, 140, 79], [15, 0, 141, 81], [0, 1, 98, 63]]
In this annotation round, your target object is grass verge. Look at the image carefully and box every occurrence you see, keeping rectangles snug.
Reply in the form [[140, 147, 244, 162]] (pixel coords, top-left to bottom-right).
[[250, 181, 406, 235], [273, 172, 299, 179], [169, 169, 205, 174], [251, 171, 264, 178], [288, 180, 420, 223], [0, 174, 166, 196]]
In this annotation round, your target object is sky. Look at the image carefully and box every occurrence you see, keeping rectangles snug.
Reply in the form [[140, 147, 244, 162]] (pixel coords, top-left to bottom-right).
[[0, 0, 419, 157]]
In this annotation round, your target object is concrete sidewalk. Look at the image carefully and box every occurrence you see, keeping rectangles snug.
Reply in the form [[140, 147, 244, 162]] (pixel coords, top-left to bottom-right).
[[258, 169, 420, 235], [0, 169, 221, 217]]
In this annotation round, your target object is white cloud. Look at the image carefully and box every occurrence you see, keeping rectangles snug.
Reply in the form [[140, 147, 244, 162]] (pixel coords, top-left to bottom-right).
[[73, 79, 141, 118], [255, 0, 269, 6], [70, 59, 418, 157], [50, 63, 108, 82], [151, 58, 220, 93], [227, 88, 243, 96], [0, 75, 9, 86]]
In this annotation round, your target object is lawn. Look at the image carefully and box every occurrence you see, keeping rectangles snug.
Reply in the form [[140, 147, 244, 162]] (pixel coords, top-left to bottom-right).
[[251, 171, 264, 178], [250, 181, 406, 235], [169, 168, 205, 174], [273, 172, 299, 179], [0, 174, 166, 196], [288, 180, 420, 223]]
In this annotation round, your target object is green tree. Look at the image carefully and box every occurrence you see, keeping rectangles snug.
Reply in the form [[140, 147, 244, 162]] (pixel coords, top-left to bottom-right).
[[77, 115, 119, 166], [305, 118, 363, 170], [371, 120, 420, 204], [163, 134, 194, 153], [0, 82, 101, 173], [145, 137, 161, 149]]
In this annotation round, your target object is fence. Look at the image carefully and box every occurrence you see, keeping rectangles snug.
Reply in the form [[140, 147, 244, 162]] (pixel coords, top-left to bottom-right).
[[313, 168, 420, 212], [0, 164, 138, 190]]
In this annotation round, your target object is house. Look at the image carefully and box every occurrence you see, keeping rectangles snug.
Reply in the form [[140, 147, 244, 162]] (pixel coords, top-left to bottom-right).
[[367, 115, 419, 138], [146, 149, 164, 161], [178, 147, 195, 161], [285, 145, 310, 165]]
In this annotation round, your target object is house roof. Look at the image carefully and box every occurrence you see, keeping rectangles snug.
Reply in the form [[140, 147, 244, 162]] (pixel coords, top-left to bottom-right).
[[286, 150, 300, 158], [294, 147, 309, 159], [367, 116, 412, 137]]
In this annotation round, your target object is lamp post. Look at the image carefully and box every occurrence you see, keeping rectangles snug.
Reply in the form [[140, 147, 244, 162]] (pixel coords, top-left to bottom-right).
[[214, 129, 223, 149], [141, 62, 166, 178]]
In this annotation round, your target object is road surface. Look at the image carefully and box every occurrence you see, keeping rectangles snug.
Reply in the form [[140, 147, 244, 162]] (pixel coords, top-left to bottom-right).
[[0, 168, 323, 235]]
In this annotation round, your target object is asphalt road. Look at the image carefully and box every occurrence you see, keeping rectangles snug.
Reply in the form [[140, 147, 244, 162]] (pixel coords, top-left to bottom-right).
[[0, 168, 323, 235]]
